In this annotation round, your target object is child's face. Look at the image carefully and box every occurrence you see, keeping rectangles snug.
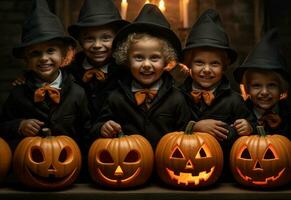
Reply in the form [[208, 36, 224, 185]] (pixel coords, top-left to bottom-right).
[[25, 40, 64, 82], [128, 37, 166, 87], [79, 27, 115, 66], [248, 71, 281, 111], [189, 48, 226, 90]]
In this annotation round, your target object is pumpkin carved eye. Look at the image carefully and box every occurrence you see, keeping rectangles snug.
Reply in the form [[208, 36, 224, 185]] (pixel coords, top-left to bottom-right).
[[124, 150, 140, 163], [58, 147, 73, 164], [241, 148, 251, 159], [99, 150, 114, 163], [238, 146, 252, 159], [30, 147, 44, 163], [170, 147, 185, 159], [195, 144, 212, 158], [59, 149, 67, 163], [263, 146, 278, 160]]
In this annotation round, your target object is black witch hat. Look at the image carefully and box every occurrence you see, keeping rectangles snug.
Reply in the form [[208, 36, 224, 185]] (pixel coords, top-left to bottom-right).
[[182, 9, 237, 64], [112, 4, 181, 56], [68, 0, 129, 39], [233, 28, 289, 82], [13, 0, 76, 58]]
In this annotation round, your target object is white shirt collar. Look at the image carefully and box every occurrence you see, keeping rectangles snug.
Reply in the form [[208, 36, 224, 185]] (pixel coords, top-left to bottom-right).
[[46, 70, 62, 89], [191, 82, 217, 93], [131, 79, 163, 92], [82, 58, 108, 73]]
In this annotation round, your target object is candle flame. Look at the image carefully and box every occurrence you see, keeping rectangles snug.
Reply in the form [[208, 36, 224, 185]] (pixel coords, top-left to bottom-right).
[[159, 0, 166, 12], [120, 0, 128, 20]]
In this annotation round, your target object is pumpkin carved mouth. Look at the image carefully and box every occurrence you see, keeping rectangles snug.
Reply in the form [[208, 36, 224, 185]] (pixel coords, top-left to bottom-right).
[[27, 167, 77, 184], [97, 168, 141, 184], [236, 167, 285, 185], [166, 166, 215, 185]]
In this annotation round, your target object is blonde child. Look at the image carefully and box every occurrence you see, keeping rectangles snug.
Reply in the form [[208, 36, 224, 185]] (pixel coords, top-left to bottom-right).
[[95, 4, 192, 148]]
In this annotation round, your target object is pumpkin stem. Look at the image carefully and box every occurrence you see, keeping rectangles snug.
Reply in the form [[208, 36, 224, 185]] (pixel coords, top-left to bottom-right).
[[185, 121, 195, 135], [42, 128, 52, 137], [256, 126, 266, 137], [118, 132, 125, 138]]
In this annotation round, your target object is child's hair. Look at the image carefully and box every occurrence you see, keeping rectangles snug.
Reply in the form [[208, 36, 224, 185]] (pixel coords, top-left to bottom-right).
[[242, 68, 289, 93], [24, 38, 75, 68], [113, 33, 177, 66], [182, 46, 230, 70]]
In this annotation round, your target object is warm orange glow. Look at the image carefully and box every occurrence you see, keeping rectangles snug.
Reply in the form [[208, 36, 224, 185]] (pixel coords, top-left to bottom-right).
[[195, 144, 212, 158], [166, 167, 215, 186], [144, 0, 150, 4], [237, 145, 251, 159], [114, 165, 124, 176], [158, 0, 166, 12], [264, 145, 279, 160], [182, 0, 189, 28], [185, 160, 194, 169], [170, 146, 185, 159], [236, 167, 285, 185], [240, 84, 249, 101], [120, 0, 128, 20]]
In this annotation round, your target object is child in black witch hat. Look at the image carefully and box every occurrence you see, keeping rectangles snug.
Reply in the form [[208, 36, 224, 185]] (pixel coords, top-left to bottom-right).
[[233, 29, 290, 138], [180, 9, 255, 182], [0, 0, 92, 150], [94, 4, 192, 148], [67, 0, 129, 120], [180, 9, 254, 142]]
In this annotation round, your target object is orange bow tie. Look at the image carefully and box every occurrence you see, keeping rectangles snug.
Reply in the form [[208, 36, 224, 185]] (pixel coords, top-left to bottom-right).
[[82, 68, 106, 82], [258, 112, 282, 128], [34, 84, 60, 104], [134, 89, 158, 108], [191, 90, 215, 106]]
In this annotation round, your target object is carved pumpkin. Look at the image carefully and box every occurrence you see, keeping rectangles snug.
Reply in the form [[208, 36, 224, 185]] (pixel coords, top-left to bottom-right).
[[13, 128, 81, 190], [155, 121, 223, 188], [88, 132, 154, 188], [230, 126, 291, 188], [0, 137, 12, 182]]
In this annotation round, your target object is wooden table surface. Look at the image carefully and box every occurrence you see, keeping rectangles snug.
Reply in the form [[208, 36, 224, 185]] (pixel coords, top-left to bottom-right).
[[1, 182, 291, 200]]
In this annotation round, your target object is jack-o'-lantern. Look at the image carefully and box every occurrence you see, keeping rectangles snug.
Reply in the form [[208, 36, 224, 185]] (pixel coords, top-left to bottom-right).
[[155, 121, 223, 188], [0, 137, 12, 182], [13, 128, 81, 190], [230, 126, 291, 188], [88, 132, 154, 188]]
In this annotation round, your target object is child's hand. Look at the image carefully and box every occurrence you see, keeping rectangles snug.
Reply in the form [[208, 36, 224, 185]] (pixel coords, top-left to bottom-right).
[[194, 119, 228, 141], [19, 119, 45, 136], [101, 120, 122, 138], [232, 119, 253, 136], [12, 75, 26, 86]]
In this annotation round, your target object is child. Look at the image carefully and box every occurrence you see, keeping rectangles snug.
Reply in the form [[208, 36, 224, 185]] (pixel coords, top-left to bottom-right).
[[67, 0, 129, 119], [95, 4, 192, 148], [180, 10, 255, 182], [0, 0, 91, 149], [180, 9, 254, 142], [233, 29, 290, 138]]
